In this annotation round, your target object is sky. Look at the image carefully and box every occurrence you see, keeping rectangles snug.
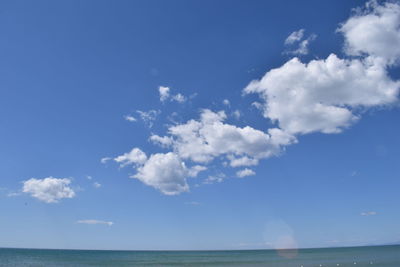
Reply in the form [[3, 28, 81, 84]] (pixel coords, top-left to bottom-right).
[[0, 0, 400, 250]]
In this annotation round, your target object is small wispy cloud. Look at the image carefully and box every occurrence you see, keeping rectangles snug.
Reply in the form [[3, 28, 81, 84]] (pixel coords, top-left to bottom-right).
[[77, 219, 113, 226], [93, 182, 101, 188], [7, 192, 21, 197], [204, 174, 226, 184], [100, 157, 111, 164], [136, 109, 160, 128], [284, 29, 305, 45], [361, 211, 377, 216], [236, 168, 256, 178], [284, 29, 316, 55], [124, 115, 137, 122], [159, 86, 187, 103], [185, 201, 201, 206]]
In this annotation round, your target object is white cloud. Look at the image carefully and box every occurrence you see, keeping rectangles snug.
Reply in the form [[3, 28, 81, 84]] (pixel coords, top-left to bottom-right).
[[114, 147, 147, 167], [111, 0, 400, 196], [204, 173, 226, 184], [159, 86, 186, 103], [166, 109, 296, 164], [124, 115, 137, 122], [22, 177, 75, 203], [93, 182, 101, 188], [284, 29, 305, 45], [227, 155, 259, 167], [236, 168, 256, 178], [115, 146, 206, 195], [251, 101, 263, 110], [284, 29, 316, 55], [86, 175, 92, 180], [159, 86, 170, 102], [77, 220, 113, 226], [339, 0, 400, 65], [136, 109, 160, 128], [232, 110, 241, 120], [172, 93, 186, 103], [361, 211, 377, 216], [100, 157, 111, 164], [149, 134, 174, 148], [244, 54, 399, 135], [132, 152, 192, 195]]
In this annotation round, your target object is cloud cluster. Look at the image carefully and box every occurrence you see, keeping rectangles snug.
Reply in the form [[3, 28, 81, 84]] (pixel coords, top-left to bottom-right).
[[112, 0, 400, 195], [153, 109, 296, 165], [22, 177, 75, 203], [246, 1, 400, 135], [159, 86, 186, 103], [115, 109, 295, 194]]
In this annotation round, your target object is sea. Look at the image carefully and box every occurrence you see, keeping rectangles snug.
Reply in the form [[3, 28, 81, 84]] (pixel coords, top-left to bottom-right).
[[0, 245, 399, 266]]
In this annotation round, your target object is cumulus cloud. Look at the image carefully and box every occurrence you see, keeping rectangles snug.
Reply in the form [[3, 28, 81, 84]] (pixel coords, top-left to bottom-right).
[[223, 99, 230, 106], [244, 54, 399, 135], [77, 220, 113, 226], [114, 147, 147, 167], [149, 134, 174, 148], [114, 109, 295, 194], [22, 177, 75, 203], [133, 152, 196, 195], [159, 86, 170, 102], [339, 0, 400, 65], [159, 86, 186, 103], [114, 147, 206, 195], [165, 109, 296, 164], [236, 168, 256, 178]]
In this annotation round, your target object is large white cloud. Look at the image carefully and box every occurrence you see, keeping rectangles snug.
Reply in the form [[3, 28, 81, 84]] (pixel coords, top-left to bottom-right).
[[22, 177, 75, 203], [162, 109, 296, 164], [339, 0, 400, 65], [244, 54, 399, 135], [246, 0, 400, 135]]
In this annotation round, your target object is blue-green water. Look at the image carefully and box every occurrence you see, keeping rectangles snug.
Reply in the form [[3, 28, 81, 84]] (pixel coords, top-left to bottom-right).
[[0, 245, 399, 266]]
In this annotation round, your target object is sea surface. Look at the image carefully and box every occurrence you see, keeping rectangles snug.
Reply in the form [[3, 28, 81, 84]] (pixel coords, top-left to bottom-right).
[[0, 245, 399, 266]]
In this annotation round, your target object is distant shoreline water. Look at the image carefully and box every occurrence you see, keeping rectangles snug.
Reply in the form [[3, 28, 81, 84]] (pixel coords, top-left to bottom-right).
[[1, 245, 399, 266]]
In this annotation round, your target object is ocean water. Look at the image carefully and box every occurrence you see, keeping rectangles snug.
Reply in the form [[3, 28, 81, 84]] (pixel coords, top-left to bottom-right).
[[0, 245, 399, 266]]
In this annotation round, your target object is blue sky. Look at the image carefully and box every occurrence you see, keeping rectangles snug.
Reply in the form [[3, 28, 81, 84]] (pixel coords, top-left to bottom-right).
[[1, 0, 400, 250]]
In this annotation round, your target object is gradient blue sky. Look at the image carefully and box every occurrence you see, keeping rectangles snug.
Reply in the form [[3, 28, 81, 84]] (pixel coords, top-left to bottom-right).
[[1, 0, 400, 250]]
